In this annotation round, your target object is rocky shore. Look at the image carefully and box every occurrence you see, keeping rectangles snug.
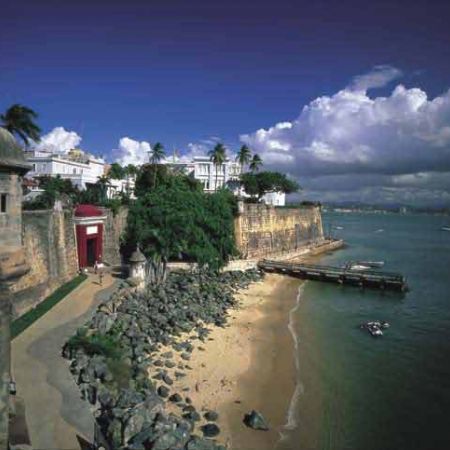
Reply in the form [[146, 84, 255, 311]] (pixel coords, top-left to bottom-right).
[[62, 269, 263, 449]]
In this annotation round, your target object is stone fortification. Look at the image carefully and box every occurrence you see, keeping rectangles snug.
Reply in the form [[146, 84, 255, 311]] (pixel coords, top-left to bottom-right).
[[234, 203, 324, 259], [99, 206, 128, 266], [9, 209, 79, 317]]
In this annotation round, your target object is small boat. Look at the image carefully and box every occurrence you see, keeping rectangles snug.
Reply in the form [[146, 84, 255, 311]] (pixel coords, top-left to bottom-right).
[[441, 226, 450, 232], [357, 261, 385, 268], [334, 226, 344, 230], [360, 320, 390, 337], [349, 263, 371, 271], [374, 229, 384, 233]]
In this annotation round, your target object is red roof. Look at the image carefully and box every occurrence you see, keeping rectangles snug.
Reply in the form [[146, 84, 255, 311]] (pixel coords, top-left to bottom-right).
[[74, 204, 103, 217]]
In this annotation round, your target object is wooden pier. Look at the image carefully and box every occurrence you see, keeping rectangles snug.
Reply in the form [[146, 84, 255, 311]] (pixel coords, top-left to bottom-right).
[[257, 259, 408, 291]]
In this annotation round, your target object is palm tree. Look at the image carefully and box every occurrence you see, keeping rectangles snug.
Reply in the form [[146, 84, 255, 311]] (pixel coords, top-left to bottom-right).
[[249, 154, 263, 173], [149, 142, 165, 189], [208, 143, 226, 192], [1, 104, 41, 146], [96, 174, 111, 202], [235, 145, 252, 174]]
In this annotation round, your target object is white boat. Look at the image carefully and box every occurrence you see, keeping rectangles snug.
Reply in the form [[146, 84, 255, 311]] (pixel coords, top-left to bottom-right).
[[441, 226, 450, 232], [349, 264, 371, 271], [334, 226, 344, 230], [357, 261, 385, 268], [374, 229, 384, 233]]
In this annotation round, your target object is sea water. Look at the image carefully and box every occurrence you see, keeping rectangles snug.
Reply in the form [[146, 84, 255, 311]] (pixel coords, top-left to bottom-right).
[[277, 212, 450, 450]]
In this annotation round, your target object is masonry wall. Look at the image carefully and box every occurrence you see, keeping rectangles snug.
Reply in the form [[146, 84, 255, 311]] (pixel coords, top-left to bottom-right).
[[0, 173, 22, 250], [234, 203, 324, 259], [100, 206, 128, 267], [9, 210, 79, 317]]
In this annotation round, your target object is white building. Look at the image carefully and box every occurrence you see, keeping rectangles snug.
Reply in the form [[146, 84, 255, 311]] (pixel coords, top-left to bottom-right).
[[24, 148, 134, 199], [166, 155, 285, 206], [24, 148, 105, 190]]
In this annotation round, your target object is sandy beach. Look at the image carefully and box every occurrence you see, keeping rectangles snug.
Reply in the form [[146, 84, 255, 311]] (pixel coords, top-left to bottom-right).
[[150, 273, 302, 449]]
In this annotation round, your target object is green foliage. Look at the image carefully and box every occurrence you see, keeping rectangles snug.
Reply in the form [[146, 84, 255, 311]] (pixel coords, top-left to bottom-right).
[[208, 143, 227, 191], [1, 104, 41, 145], [66, 332, 123, 359], [236, 144, 252, 169], [249, 153, 263, 173], [240, 171, 300, 200], [124, 183, 237, 273], [134, 164, 202, 197], [109, 162, 126, 179], [11, 274, 87, 339], [149, 142, 165, 164]]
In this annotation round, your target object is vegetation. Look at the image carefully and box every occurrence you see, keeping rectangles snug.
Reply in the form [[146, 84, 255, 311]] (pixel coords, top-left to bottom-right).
[[249, 153, 263, 173], [11, 274, 87, 338], [240, 171, 300, 201], [1, 104, 41, 146], [208, 143, 227, 191], [149, 142, 166, 189], [124, 171, 237, 284], [109, 162, 126, 180], [66, 330, 123, 360], [236, 145, 252, 173]]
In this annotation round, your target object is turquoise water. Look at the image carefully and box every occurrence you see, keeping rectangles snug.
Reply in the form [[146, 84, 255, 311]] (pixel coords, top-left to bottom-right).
[[277, 212, 450, 450]]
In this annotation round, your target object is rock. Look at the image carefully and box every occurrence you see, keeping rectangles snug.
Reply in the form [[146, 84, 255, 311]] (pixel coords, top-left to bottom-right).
[[185, 397, 192, 404], [161, 351, 173, 358], [243, 410, 269, 431], [154, 359, 164, 367], [183, 411, 201, 422], [157, 385, 170, 398], [162, 374, 173, 386], [201, 423, 221, 438], [186, 436, 221, 450], [165, 360, 176, 368], [204, 410, 219, 421], [169, 393, 182, 403], [180, 352, 191, 361]]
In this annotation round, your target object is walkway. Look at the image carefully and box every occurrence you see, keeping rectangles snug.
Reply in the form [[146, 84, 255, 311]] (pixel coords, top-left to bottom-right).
[[11, 273, 117, 450]]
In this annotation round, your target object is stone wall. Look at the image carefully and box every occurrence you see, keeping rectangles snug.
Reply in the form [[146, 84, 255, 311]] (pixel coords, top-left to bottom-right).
[[9, 210, 79, 317], [99, 206, 128, 267], [234, 203, 324, 259], [0, 172, 22, 251]]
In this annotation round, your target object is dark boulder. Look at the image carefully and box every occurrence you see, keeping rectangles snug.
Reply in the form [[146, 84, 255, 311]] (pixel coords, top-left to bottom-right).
[[243, 410, 269, 431], [201, 423, 220, 438]]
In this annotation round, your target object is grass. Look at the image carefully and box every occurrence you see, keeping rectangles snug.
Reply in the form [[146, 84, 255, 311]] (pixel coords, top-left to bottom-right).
[[11, 273, 88, 339]]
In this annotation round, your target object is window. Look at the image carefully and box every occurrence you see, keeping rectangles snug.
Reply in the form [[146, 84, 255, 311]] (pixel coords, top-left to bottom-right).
[[0, 194, 7, 213], [32, 163, 36, 171], [73, 168, 77, 174]]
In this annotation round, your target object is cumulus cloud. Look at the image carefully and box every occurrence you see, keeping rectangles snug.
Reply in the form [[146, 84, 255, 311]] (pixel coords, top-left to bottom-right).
[[241, 66, 450, 205], [35, 127, 82, 154], [111, 137, 152, 166]]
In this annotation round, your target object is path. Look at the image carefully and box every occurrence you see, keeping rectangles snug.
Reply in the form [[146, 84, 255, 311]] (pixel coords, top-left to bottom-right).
[[11, 273, 117, 450]]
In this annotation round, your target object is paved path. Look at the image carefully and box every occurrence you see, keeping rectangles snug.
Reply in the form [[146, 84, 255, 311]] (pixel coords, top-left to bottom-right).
[[12, 274, 118, 450]]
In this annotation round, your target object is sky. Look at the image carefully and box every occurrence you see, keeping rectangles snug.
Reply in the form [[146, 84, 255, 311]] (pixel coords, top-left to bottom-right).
[[2, 0, 450, 206]]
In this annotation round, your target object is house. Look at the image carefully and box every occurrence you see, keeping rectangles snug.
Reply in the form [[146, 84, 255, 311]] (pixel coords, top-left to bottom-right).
[[165, 155, 285, 205]]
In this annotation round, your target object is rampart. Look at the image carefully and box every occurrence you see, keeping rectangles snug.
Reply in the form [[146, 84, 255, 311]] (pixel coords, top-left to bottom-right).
[[234, 203, 324, 259], [9, 210, 78, 317]]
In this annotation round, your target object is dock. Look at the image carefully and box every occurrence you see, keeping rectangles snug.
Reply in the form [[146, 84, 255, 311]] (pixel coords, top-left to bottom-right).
[[257, 259, 408, 291]]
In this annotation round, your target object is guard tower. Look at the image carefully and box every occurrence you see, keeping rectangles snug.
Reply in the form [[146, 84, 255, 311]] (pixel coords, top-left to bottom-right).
[[0, 128, 31, 448]]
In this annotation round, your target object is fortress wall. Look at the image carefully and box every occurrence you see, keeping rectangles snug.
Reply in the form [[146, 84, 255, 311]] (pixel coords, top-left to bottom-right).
[[234, 203, 324, 259]]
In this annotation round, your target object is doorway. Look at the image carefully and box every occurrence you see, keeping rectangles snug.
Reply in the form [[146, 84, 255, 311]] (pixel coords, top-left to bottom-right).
[[87, 238, 97, 266]]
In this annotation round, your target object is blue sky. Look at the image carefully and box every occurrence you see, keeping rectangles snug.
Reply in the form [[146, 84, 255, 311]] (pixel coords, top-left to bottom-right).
[[2, 0, 450, 205]]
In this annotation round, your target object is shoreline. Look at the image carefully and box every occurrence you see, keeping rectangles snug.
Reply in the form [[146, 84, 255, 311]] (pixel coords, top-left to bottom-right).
[[154, 273, 302, 449]]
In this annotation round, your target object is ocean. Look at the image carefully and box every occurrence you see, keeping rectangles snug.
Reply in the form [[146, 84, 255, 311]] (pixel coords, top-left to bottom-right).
[[277, 212, 450, 450]]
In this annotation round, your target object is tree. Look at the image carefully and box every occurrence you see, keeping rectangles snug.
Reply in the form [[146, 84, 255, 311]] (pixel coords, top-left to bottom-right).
[[249, 154, 263, 173], [96, 175, 111, 203], [134, 164, 202, 197], [149, 142, 165, 188], [208, 143, 226, 191], [240, 171, 300, 201], [235, 145, 252, 174], [109, 163, 126, 180], [124, 184, 237, 284], [1, 104, 41, 146]]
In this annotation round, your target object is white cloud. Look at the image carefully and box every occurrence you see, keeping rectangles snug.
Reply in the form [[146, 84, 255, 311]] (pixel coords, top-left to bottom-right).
[[241, 66, 450, 205], [350, 65, 402, 92], [111, 137, 152, 166], [35, 127, 82, 154]]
